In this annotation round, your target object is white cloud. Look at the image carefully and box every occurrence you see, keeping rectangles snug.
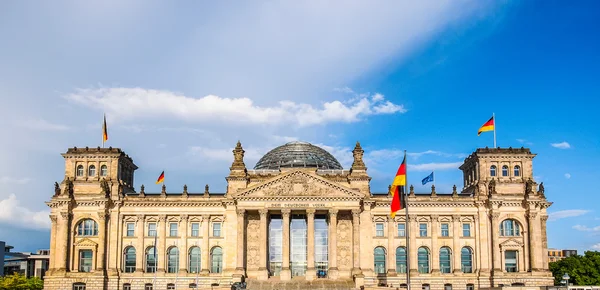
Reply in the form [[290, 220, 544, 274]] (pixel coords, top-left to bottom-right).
[[407, 150, 466, 159], [551, 142, 571, 149], [0, 176, 31, 185], [0, 194, 50, 230], [333, 87, 355, 94], [17, 119, 70, 131], [572, 225, 600, 232], [516, 139, 533, 146], [565, 173, 571, 179], [592, 243, 600, 250], [64, 88, 406, 127], [409, 162, 463, 172], [548, 210, 590, 221]]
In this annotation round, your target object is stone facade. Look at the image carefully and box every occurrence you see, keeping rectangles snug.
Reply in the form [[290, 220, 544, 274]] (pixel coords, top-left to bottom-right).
[[44, 143, 554, 290]]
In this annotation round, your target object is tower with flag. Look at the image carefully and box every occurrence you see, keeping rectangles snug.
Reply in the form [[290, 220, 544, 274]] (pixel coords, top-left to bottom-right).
[[478, 114, 496, 147]]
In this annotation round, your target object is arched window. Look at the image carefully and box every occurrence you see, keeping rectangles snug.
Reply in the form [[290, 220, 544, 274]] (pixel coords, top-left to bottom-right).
[[396, 247, 407, 274], [189, 247, 201, 273], [514, 165, 521, 177], [100, 165, 108, 176], [490, 165, 497, 177], [167, 247, 179, 273], [146, 247, 156, 273], [73, 282, 86, 290], [417, 247, 430, 274], [502, 165, 508, 176], [76, 165, 84, 177], [439, 247, 452, 273], [210, 246, 223, 273], [461, 247, 473, 273], [88, 165, 96, 176], [374, 246, 386, 274], [500, 219, 521, 236], [77, 219, 98, 236], [123, 247, 136, 273]]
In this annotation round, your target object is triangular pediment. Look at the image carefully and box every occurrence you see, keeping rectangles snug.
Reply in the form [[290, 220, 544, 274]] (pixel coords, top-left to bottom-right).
[[499, 238, 524, 249], [75, 238, 98, 247], [235, 170, 362, 198]]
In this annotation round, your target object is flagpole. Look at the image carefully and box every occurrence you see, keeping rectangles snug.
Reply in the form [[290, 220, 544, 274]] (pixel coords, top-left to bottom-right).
[[493, 112, 497, 148], [404, 150, 411, 290], [102, 113, 105, 149]]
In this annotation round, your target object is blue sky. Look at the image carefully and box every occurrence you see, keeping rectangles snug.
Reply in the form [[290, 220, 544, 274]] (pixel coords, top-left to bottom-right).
[[1, 1, 599, 253]]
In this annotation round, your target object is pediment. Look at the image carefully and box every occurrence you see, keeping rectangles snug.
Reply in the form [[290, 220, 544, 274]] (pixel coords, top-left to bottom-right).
[[499, 238, 524, 249], [75, 238, 98, 247], [235, 170, 362, 198]]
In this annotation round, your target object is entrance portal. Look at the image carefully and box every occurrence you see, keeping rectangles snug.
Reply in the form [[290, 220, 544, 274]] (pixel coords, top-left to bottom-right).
[[290, 214, 307, 277]]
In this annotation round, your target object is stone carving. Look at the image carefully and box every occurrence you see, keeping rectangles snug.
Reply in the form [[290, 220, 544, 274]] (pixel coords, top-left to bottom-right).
[[488, 179, 496, 196], [161, 184, 167, 196], [538, 182, 545, 196], [351, 209, 361, 220], [541, 215, 549, 222], [230, 141, 246, 170], [430, 214, 439, 222], [452, 185, 458, 196], [246, 213, 261, 269], [183, 184, 188, 196], [337, 214, 352, 269], [306, 208, 316, 216], [64, 178, 74, 197], [262, 173, 335, 197], [490, 212, 500, 220], [54, 182, 61, 197], [100, 178, 110, 197], [158, 215, 167, 222], [329, 209, 338, 217], [452, 214, 461, 221], [180, 214, 189, 221], [525, 178, 534, 194], [50, 215, 57, 223], [139, 184, 145, 197], [409, 185, 415, 196], [351, 141, 366, 170], [204, 184, 210, 197], [258, 209, 268, 218], [408, 214, 417, 222], [431, 185, 437, 196], [528, 212, 538, 220]]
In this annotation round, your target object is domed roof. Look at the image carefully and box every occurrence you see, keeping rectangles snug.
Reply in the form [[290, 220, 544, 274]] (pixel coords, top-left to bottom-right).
[[253, 141, 343, 170]]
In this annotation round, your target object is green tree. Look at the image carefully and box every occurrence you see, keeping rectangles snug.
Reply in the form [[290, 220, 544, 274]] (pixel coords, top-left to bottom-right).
[[550, 251, 600, 286], [0, 273, 43, 290]]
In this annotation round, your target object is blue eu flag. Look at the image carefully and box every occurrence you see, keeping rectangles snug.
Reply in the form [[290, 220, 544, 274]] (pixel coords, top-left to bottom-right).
[[422, 172, 434, 185]]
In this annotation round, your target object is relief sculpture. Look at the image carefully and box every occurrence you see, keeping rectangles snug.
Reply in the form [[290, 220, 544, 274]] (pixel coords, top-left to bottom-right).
[[336, 213, 352, 270], [246, 213, 261, 269], [262, 173, 335, 197]]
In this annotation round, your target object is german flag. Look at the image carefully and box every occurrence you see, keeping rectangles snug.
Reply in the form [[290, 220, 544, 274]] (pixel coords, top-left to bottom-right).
[[156, 171, 165, 184], [390, 153, 407, 218], [478, 116, 495, 136], [102, 114, 108, 142]]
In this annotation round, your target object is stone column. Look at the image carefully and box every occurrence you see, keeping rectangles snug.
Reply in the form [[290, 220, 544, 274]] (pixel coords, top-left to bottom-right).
[[96, 212, 108, 271], [179, 215, 189, 273], [136, 215, 145, 272], [157, 215, 167, 272], [431, 215, 439, 274], [235, 209, 246, 276], [387, 216, 397, 275], [528, 212, 539, 271], [490, 212, 501, 273], [328, 209, 338, 279], [351, 209, 362, 276], [49, 215, 58, 272], [57, 212, 71, 272], [473, 215, 480, 274], [258, 209, 269, 280], [408, 215, 418, 274], [280, 209, 292, 280], [541, 215, 549, 270], [452, 215, 461, 273], [201, 215, 210, 274], [306, 209, 316, 280]]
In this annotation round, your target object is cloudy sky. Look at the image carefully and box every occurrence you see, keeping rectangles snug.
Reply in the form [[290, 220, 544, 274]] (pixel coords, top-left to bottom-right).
[[1, 1, 599, 253]]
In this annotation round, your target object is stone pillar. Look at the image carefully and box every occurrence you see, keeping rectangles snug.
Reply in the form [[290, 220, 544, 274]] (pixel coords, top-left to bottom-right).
[[158, 215, 167, 273], [490, 212, 501, 273], [306, 209, 316, 280], [96, 212, 108, 271], [179, 215, 189, 273], [431, 215, 439, 274], [408, 215, 418, 274], [351, 209, 362, 276], [541, 215, 549, 270], [57, 212, 71, 272], [328, 209, 338, 279], [473, 215, 480, 274], [452, 215, 461, 273], [136, 215, 145, 272], [235, 209, 246, 277], [258, 209, 269, 280], [387, 216, 396, 275], [49, 215, 58, 272], [280, 209, 292, 280], [201, 215, 210, 274], [528, 212, 540, 271]]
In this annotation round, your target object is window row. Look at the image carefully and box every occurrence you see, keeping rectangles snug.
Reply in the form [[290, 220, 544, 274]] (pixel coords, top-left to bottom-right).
[[80, 246, 223, 274], [375, 222, 472, 238], [74, 283, 187, 290], [490, 165, 521, 177], [75, 219, 223, 238], [373, 246, 474, 274], [76, 164, 108, 177]]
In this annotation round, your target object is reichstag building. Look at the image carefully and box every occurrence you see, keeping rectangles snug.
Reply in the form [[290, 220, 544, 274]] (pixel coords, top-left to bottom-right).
[[44, 141, 554, 290]]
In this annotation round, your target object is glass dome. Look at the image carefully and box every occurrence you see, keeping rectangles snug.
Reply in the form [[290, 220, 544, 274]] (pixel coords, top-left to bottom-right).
[[253, 141, 343, 170]]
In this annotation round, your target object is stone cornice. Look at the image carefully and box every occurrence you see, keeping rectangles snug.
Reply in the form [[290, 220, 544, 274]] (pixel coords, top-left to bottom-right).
[[235, 196, 362, 202], [373, 200, 477, 208], [122, 201, 226, 207]]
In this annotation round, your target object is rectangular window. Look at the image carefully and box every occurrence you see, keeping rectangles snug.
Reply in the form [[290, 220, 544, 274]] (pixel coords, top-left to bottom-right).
[[144, 284, 153, 290], [213, 222, 221, 237], [463, 223, 471, 237], [419, 223, 427, 237], [126, 223, 135, 237], [397, 223, 406, 237], [73, 284, 86, 290], [169, 223, 178, 237], [123, 284, 131, 290], [444, 285, 452, 290], [466, 284, 474, 290], [441, 223, 449, 237], [191, 222, 200, 237], [79, 250, 93, 272], [375, 223, 384, 237], [505, 250, 518, 272], [148, 223, 156, 237]]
